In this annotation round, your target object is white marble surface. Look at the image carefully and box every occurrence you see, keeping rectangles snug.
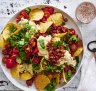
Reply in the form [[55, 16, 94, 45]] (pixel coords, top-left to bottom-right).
[[0, 0, 96, 91]]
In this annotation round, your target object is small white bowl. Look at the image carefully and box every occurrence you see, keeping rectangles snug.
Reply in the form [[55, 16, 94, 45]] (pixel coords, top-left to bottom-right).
[[76, 2, 96, 24]]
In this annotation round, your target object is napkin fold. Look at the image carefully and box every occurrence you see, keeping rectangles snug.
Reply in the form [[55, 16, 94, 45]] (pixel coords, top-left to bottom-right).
[[77, 49, 96, 91]]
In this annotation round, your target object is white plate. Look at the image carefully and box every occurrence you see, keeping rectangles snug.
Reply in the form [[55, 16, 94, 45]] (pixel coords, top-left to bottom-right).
[[0, 5, 84, 91]]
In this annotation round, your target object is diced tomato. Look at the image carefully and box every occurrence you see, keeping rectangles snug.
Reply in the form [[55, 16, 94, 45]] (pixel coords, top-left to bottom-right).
[[42, 7, 54, 14], [69, 43, 78, 52], [48, 7, 54, 14], [64, 65, 70, 72], [2, 56, 9, 64], [29, 38, 37, 47], [44, 11, 50, 18], [11, 53, 19, 58], [26, 77, 35, 86], [6, 57, 17, 69], [69, 29, 76, 35], [20, 10, 29, 19], [16, 10, 29, 22], [69, 41, 73, 45], [64, 18, 68, 22], [40, 17, 47, 22], [16, 15, 24, 22], [33, 47, 39, 54], [32, 56, 41, 64], [12, 48, 19, 54]]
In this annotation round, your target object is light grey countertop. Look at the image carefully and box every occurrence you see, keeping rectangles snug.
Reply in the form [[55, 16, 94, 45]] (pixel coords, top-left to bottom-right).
[[0, 0, 96, 91]]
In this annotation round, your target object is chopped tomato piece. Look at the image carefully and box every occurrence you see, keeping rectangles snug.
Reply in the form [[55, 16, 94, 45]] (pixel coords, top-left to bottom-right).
[[6, 57, 17, 69]]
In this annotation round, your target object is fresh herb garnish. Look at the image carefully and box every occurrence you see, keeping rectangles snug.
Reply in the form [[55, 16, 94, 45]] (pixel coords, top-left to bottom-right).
[[69, 35, 80, 42], [23, 23, 31, 30], [32, 63, 40, 70], [68, 70, 72, 78], [19, 51, 26, 60], [39, 39, 45, 49], [7, 37, 16, 47], [52, 40, 63, 47], [74, 56, 79, 69], [62, 22, 65, 26], [60, 64, 65, 69], [25, 7, 31, 14], [44, 79, 56, 91], [61, 33, 70, 43], [9, 24, 17, 33], [63, 42, 70, 51]]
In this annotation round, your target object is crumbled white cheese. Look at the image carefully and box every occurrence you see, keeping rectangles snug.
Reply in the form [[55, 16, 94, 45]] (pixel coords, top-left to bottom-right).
[[59, 51, 76, 67]]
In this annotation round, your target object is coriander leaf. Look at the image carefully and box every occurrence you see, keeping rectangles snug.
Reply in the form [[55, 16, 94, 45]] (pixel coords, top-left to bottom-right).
[[25, 32, 31, 39], [9, 24, 17, 33], [29, 28, 37, 35], [25, 7, 31, 14], [52, 41, 63, 47], [17, 39, 25, 46], [23, 23, 31, 30], [7, 37, 16, 47], [44, 79, 56, 91], [60, 64, 65, 69], [68, 70, 72, 77], [55, 70, 61, 73], [63, 42, 70, 51], [32, 63, 40, 70], [74, 56, 79, 69], [69, 35, 80, 42], [62, 22, 65, 26], [19, 51, 26, 60], [61, 33, 70, 43], [39, 39, 45, 49]]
